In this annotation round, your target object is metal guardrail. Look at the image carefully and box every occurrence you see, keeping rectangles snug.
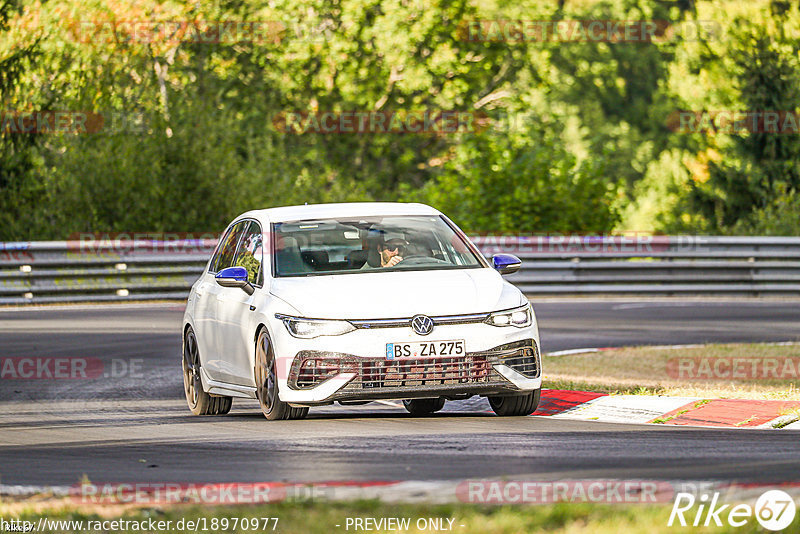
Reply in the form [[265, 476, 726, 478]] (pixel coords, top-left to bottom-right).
[[1, 236, 799, 304], [0, 239, 216, 305], [474, 235, 800, 296]]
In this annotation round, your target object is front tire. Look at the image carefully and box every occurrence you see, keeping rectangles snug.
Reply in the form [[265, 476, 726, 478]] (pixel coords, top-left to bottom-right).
[[182, 327, 232, 415], [488, 388, 540, 417], [403, 397, 445, 416], [255, 329, 308, 421]]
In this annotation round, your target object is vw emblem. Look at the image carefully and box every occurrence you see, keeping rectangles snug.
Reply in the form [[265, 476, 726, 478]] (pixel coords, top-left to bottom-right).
[[411, 315, 434, 336]]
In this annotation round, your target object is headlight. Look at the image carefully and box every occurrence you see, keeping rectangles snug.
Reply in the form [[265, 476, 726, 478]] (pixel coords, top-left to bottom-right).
[[486, 304, 533, 328], [275, 314, 356, 339]]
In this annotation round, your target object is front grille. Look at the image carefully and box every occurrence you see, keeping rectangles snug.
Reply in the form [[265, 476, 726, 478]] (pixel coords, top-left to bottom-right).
[[288, 339, 539, 392], [293, 355, 491, 389], [349, 354, 491, 389]]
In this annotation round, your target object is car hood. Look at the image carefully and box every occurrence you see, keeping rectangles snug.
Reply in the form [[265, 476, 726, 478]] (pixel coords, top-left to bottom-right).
[[269, 268, 523, 319]]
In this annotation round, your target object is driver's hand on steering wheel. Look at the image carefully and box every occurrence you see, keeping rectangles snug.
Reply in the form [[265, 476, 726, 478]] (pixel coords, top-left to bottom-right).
[[385, 255, 403, 267]]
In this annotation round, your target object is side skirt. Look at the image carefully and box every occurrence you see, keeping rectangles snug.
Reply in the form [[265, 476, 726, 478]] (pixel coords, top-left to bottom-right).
[[200, 367, 257, 399]]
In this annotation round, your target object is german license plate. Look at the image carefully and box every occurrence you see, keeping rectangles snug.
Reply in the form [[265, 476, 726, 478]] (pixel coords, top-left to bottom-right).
[[385, 340, 465, 360]]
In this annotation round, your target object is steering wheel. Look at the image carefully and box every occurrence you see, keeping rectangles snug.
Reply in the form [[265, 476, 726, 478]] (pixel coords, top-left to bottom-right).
[[397, 255, 447, 265]]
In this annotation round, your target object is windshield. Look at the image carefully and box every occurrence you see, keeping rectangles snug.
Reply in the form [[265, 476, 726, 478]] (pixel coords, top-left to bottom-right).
[[272, 215, 485, 277]]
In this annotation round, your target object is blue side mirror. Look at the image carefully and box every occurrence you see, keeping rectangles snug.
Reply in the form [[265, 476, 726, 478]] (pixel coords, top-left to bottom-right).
[[492, 254, 522, 275], [215, 266, 254, 294]]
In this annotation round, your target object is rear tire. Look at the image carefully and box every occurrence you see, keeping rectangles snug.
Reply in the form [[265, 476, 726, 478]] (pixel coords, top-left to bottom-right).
[[488, 388, 540, 417], [183, 327, 232, 415], [255, 329, 309, 420], [403, 397, 445, 416]]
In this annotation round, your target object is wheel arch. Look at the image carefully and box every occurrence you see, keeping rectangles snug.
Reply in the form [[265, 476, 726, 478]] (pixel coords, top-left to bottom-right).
[[254, 323, 268, 343], [254, 319, 280, 349]]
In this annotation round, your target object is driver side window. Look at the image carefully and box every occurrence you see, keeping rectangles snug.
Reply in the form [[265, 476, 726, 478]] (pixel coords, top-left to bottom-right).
[[233, 221, 264, 286], [210, 221, 248, 273]]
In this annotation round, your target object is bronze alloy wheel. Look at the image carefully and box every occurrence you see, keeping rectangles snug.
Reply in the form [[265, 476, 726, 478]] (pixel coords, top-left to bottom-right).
[[182, 327, 232, 415], [255, 329, 308, 420]]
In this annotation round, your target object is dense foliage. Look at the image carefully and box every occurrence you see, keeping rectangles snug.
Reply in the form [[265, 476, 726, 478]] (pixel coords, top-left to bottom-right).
[[0, 0, 798, 239]]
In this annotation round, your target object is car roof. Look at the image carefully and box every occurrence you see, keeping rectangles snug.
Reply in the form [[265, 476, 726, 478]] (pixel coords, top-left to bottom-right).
[[239, 202, 441, 223]]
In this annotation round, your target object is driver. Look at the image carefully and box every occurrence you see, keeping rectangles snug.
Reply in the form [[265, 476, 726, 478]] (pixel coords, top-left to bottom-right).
[[378, 237, 407, 267]]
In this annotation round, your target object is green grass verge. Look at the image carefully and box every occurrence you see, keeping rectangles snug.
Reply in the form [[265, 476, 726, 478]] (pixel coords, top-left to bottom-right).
[[544, 342, 800, 400]]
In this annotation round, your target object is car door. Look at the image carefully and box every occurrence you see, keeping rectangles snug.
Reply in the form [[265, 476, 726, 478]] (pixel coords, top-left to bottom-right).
[[200, 220, 249, 383], [193, 226, 235, 372], [215, 220, 265, 386]]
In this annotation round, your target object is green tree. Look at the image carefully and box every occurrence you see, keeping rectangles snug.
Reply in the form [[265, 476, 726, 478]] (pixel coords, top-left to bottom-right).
[[0, 0, 46, 240], [685, 21, 800, 232], [402, 113, 619, 234]]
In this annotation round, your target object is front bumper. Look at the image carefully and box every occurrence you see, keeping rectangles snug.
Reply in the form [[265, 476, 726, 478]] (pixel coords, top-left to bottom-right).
[[280, 339, 541, 405]]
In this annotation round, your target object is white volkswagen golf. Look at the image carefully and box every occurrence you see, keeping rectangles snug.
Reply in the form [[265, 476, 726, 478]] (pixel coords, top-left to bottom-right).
[[182, 202, 542, 420]]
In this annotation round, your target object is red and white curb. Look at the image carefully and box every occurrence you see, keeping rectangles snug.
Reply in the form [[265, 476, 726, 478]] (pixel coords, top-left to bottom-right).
[[535, 389, 800, 429], [541, 343, 800, 429]]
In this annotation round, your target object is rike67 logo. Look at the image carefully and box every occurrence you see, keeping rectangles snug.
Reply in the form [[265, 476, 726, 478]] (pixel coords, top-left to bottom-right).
[[669, 490, 796, 531]]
